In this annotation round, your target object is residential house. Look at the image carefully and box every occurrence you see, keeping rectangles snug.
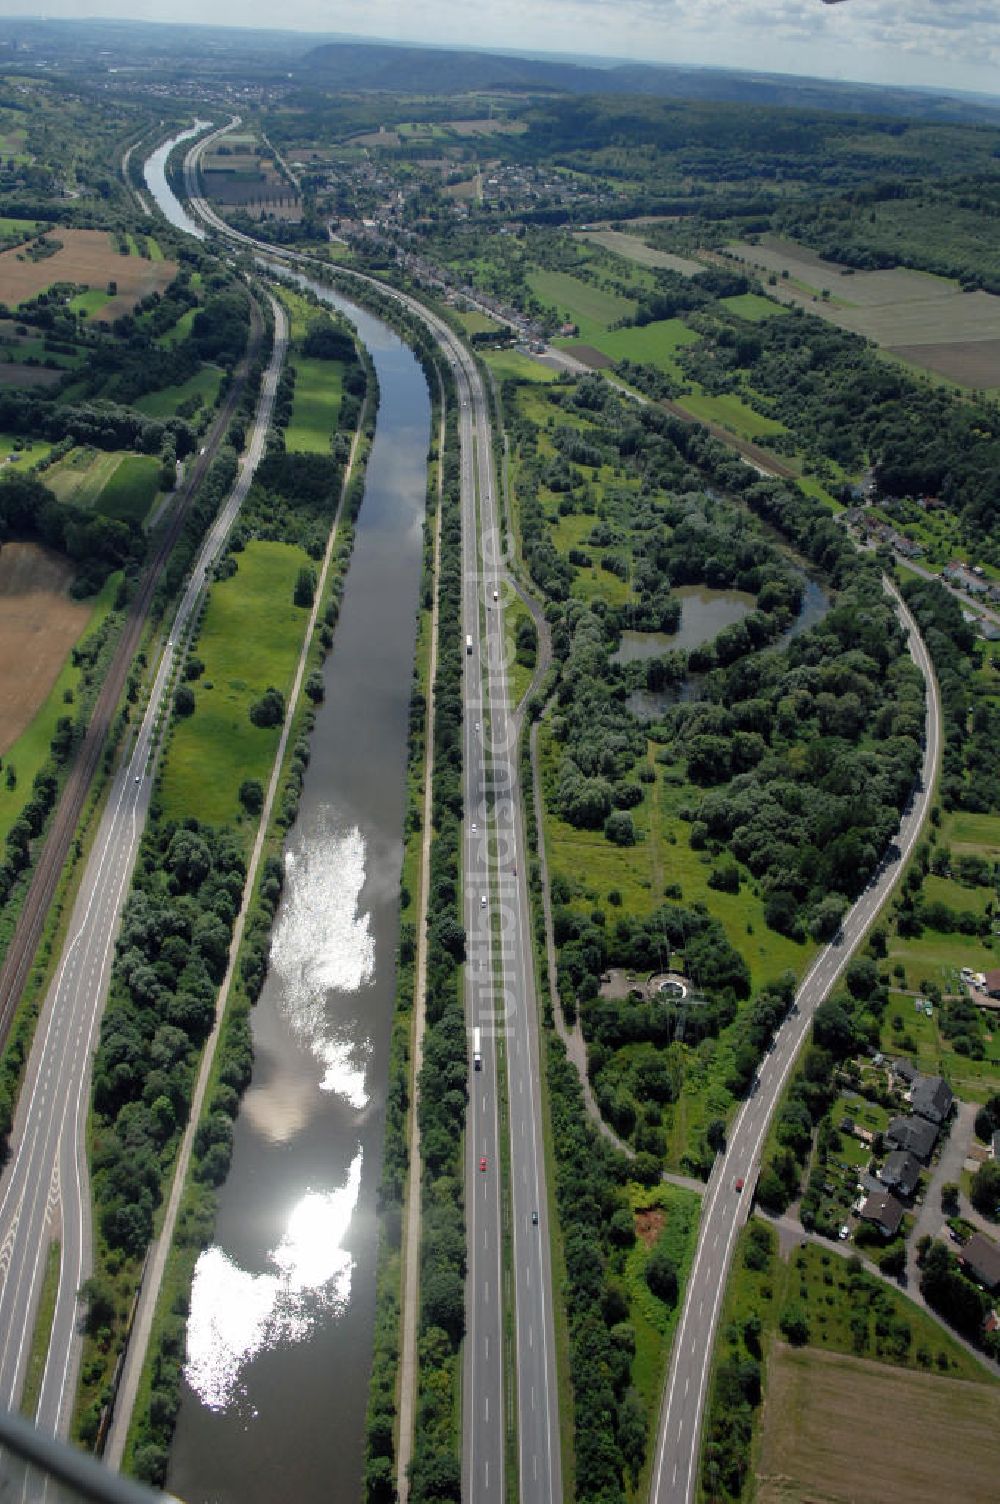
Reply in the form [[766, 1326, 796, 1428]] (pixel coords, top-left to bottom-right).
[[886, 1115, 938, 1161], [877, 1150, 921, 1199], [860, 1189, 904, 1238], [910, 1074, 954, 1125], [959, 1232, 1000, 1292], [984, 969, 1000, 1000]]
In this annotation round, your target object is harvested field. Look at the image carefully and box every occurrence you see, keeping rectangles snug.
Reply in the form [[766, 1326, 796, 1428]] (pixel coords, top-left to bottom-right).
[[569, 343, 615, 369], [888, 338, 1000, 389], [757, 1343, 1000, 1504], [0, 542, 89, 752], [832, 289, 1000, 345], [577, 229, 701, 276], [0, 229, 176, 316], [729, 233, 1000, 386]]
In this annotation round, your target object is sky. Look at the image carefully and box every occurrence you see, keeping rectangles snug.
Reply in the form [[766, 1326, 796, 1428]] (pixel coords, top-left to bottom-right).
[[3, 1, 998, 97]]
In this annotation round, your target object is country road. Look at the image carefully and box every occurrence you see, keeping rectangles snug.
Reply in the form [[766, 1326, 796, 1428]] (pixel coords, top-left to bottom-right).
[[648, 578, 943, 1504]]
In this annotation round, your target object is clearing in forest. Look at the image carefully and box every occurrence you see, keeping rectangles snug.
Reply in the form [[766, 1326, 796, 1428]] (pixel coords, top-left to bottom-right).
[[757, 1343, 1000, 1504]]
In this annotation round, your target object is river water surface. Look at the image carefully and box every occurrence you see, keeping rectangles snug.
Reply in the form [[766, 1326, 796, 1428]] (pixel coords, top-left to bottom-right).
[[144, 145, 431, 1504], [143, 123, 211, 238]]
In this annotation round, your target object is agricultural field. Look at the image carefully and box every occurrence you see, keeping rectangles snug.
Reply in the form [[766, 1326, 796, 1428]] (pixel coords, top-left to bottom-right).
[[157, 540, 313, 834], [730, 234, 1000, 389], [575, 229, 702, 277], [0, 542, 90, 755], [577, 317, 699, 377], [44, 449, 161, 523], [526, 269, 636, 341], [757, 1344, 1000, 1504], [0, 229, 176, 318]]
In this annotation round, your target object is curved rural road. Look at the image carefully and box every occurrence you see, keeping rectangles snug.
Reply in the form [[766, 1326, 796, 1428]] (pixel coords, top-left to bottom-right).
[[649, 578, 942, 1504]]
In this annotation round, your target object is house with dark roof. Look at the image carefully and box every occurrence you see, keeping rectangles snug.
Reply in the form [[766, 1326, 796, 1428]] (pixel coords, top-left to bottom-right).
[[985, 968, 1000, 1000], [892, 1058, 919, 1086], [959, 1232, 1000, 1292], [910, 1075, 953, 1125], [886, 1115, 938, 1161], [877, 1150, 921, 1200], [860, 1189, 904, 1238]]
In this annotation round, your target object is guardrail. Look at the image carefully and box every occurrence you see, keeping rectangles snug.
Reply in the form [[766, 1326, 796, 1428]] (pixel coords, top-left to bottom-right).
[[0, 1408, 164, 1502]]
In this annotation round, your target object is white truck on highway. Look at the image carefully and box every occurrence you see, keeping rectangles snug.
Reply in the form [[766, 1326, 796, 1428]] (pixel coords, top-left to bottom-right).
[[466, 634, 473, 655], [472, 1027, 482, 1071]]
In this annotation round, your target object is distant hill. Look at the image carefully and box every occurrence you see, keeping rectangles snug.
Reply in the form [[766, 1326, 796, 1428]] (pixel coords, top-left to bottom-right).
[[300, 40, 1000, 125]]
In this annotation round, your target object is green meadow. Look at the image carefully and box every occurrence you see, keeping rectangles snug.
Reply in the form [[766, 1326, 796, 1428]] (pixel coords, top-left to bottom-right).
[[158, 541, 313, 834], [133, 365, 221, 419], [286, 356, 344, 453], [527, 268, 636, 341]]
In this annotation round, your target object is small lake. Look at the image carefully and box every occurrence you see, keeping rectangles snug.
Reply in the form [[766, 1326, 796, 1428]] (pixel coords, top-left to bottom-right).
[[613, 585, 757, 664], [625, 577, 831, 721]]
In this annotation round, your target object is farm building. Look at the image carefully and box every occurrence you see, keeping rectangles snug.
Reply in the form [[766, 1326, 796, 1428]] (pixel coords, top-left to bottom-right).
[[959, 1233, 1000, 1292], [859, 1189, 904, 1238]]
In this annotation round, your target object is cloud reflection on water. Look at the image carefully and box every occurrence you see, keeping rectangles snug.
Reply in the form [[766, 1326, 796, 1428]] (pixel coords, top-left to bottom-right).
[[184, 1153, 363, 1412], [270, 816, 374, 1105]]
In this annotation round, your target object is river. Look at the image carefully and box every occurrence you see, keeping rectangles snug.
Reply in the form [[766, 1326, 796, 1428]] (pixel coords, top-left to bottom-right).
[[145, 137, 431, 1504], [143, 122, 212, 238]]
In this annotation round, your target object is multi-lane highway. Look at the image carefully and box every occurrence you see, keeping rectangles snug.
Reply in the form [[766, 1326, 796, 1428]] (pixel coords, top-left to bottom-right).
[[181, 133, 562, 1501], [0, 292, 287, 1442], [649, 578, 942, 1504]]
